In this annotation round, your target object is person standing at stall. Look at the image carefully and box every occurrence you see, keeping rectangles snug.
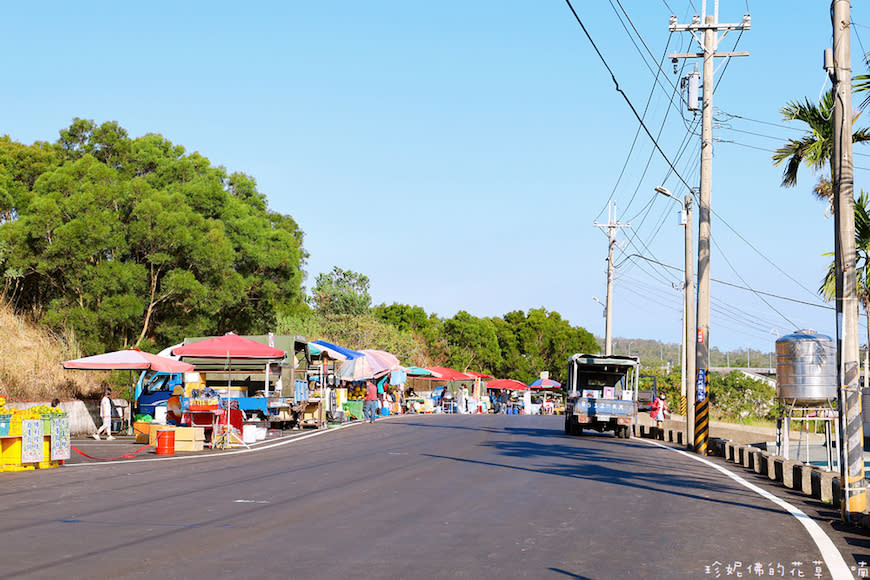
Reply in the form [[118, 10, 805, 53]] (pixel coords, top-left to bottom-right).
[[363, 380, 378, 423]]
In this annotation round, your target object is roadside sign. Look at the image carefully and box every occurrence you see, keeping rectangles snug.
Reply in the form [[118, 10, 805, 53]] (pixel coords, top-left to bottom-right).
[[697, 329, 704, 343], [696, 369, 706, 401]]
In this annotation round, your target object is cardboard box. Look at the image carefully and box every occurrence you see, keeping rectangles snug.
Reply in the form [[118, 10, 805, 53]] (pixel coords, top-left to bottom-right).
[[175, 440, 204, 452], [149, 425, 175, 446], [133, 422, 151, 435], [135, 433, 149, 444], [174, 427, 205, 442]]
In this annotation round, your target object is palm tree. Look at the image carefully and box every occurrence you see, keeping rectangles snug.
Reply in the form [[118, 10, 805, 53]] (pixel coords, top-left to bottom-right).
[[772, 90, 870, 203], [821, 191, 870, 381]]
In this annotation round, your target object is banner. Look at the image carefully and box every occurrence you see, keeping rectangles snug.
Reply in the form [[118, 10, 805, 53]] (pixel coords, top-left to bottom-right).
[[21, 419, 43, 463], [51, 416, 70, 460]]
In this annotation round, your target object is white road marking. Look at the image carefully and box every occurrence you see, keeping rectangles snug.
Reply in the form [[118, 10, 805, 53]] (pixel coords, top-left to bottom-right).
[[641, 438, 852, 580], [66, 422, 362, 467], [234, 499, 270, 504]]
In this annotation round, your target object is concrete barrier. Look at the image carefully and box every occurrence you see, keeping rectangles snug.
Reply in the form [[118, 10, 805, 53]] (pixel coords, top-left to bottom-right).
[[742, 447, 754, 470], [753, 450, 769, 476], [709, 437, 727, 457], [793, 463, 813, 495], [779, 459, 801, 488], [725, 441, 737, 462], [811, 469, 837, 503]]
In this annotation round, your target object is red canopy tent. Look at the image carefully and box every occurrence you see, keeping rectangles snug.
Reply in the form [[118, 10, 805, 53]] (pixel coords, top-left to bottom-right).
[[486, 379, 530, 391], [173, 332, 286, 399], [172, 333, 285, 359], [426, 366, 473, 381]]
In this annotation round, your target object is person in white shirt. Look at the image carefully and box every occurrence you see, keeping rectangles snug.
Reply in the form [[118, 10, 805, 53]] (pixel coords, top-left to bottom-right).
[[93, 388, 115, 440]]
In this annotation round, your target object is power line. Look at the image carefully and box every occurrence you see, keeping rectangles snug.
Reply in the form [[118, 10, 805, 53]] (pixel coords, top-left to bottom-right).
[[615, 253, 835, 310], [562, 0, 697, 193], [709, 235, 799, 329]]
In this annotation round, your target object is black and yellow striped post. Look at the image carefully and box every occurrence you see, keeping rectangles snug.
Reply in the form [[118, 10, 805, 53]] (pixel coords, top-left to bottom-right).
[[841, 361, 866, 517], [694, 368, 709, 455]]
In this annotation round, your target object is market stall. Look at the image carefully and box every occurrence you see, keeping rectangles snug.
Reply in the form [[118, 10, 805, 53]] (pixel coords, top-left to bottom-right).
[[0, 400, 68, 471], [173, 333, 288, 444], [485, 379, 530, 414]]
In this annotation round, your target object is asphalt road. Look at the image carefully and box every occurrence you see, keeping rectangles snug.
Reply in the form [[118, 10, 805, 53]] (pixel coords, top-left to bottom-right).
[[2, 414, 868, 579]]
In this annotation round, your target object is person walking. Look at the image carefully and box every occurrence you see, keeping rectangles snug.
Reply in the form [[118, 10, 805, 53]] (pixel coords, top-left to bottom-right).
[[93, 388, 115, 440], [363, 380, 378, 423], [650, 393, 668, 431]]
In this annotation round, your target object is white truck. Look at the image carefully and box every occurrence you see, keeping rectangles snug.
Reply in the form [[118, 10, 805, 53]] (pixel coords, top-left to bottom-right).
[[564, 354, 639, 439]]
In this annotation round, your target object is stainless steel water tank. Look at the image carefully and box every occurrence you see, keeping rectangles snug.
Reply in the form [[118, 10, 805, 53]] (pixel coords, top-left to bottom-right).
[[775, 330, 836, 404]]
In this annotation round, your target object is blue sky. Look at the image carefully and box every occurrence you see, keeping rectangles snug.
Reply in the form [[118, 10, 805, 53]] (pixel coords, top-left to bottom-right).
[[1, 1, 868, 354]]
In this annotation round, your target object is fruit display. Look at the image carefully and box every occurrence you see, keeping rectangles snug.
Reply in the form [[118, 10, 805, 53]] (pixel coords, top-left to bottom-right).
[[348, 384, 366, 399]]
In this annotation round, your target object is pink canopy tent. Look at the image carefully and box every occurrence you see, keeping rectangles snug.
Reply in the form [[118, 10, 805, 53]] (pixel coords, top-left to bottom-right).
[[63, 349, 195, 433], [62, 349, 194, 373]]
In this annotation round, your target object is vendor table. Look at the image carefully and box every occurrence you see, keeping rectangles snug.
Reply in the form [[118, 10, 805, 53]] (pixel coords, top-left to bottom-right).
[[183, 410, 220, 447]]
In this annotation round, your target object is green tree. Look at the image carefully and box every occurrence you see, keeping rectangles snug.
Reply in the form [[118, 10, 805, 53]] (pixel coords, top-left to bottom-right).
[[709, 371, 777, 423], [440, 311, 501, 374], [821, 190, 870, 363], [0, 120, 307, 352], [310, 266, 371, 317]]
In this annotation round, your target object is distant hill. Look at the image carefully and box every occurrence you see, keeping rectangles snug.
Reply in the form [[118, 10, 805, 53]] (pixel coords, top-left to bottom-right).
[[0, 302, 101, 401], [594, 336, 773, 369]]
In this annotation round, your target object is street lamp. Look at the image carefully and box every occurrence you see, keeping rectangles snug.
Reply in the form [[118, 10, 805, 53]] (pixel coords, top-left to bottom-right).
[[592, 296, 606, 317], [769, 328, 779, 375], [656, 185, 695, 449]]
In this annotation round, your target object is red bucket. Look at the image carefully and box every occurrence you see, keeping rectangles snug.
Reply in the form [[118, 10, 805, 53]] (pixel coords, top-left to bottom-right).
[[155, 430, 175, 455]]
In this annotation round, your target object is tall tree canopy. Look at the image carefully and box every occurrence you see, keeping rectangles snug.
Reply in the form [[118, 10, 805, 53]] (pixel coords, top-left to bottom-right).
[[310, 266, 371, 317], [0, 119, 307, 353]]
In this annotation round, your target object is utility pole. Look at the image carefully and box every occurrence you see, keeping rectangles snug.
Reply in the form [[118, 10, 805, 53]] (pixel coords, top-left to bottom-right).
[[669, 5, 749, 455], [829, 0, 865, 518], [656, 186, 695, 448], [594, 201, 630, 356]]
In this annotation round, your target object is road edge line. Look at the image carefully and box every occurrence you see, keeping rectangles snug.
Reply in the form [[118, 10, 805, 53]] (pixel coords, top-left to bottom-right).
[[640, 438, 852, 579]]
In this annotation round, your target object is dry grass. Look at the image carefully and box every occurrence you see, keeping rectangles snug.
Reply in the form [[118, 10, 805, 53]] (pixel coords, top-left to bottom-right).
[[0, 302, 103, 401]]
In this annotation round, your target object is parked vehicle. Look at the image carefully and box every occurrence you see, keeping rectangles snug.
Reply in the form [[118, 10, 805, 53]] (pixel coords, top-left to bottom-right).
[[564, 354, 639, 439], [637, 375, 658, 412]]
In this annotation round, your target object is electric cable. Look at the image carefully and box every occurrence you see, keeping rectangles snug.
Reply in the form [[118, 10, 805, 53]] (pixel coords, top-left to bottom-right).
[[563, 0, 697, 193]]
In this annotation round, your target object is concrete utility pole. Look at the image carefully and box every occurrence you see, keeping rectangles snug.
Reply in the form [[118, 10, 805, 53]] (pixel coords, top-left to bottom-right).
[[594, 202, 630, 356], [668, 5, 749, 455], [656, 186, 695, 449], [829, 0, 866, 518]]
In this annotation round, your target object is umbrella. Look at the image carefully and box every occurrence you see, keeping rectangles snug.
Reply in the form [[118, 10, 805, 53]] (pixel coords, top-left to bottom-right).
[[529, 378, 561, 389], [340, 349, 401, 381], [405, 366, 438, 377], [486, 379, 529, 391], [308, 342, 347, 361], [361, 350, 400, 375], [63, 349, 194, 373]]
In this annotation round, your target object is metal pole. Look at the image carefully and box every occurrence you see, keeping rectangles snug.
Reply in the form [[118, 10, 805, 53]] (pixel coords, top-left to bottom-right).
[[594, 202, 629, 356], [831, 0, 866, 517], [605, 223, 615, 356]]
